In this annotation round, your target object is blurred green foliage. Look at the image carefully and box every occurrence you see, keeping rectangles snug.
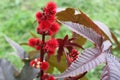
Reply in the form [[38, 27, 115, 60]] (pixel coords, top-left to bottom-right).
[[0, 0, 120, 80]]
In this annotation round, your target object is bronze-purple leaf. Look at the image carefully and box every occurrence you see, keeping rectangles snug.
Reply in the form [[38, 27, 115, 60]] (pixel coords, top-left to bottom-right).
[[15, 61, 39, 80], [94, 21, 113, 42], [101, 54, 120, 80], [57, 8, 111, 41], [57, 35, 83, 62], [4, 36, 29, 60], [55, 48, 106, 78], [55, 40, 112, 78], [59, 21, 103, 47], [0, 59, 19, 80]]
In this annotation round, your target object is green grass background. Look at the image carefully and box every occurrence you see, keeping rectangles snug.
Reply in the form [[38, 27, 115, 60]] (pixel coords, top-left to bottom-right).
[[0, 0, 120, 80]]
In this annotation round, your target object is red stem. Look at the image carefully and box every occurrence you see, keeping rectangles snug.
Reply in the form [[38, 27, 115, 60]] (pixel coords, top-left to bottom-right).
[[64, 49, 72, 66], [40, 33, 45, 80]]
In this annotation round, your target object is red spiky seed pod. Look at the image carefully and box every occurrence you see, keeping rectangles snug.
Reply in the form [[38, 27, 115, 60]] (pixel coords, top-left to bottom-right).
[[40, 61, 49, 70], [44, 2, 57, 16], [30, 58, 41, 68], [28, 38, 37, 47], [48, 22, 60, 35], [69, 49, 79, 62], [36, 11, 42, 22], [48, 76, 55, 80], [28, 38, 42, 50], [44, 39, 58, 55], [42, 73, 56, 80], [35, 45, 41, 50], [30, 60, 36, 67]]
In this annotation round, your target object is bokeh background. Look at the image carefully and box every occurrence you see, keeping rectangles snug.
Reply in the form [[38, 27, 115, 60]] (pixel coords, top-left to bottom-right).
[[0, 0, 120, 80]]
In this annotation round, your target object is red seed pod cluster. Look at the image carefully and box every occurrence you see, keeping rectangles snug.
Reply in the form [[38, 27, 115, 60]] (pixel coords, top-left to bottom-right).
[[28, 2, 59, 79], [30, 58, 49, 70], [36, 2, 59, 36], [44, 38, 58, 55], [40, 61, 49, 70], [69, 49, 79, 62], [44, 2, 57, 15], [42, 73, 55, 80], [30, 58, 41, 68], [28, 38, 42, 50], [28, 38, 58, 55]]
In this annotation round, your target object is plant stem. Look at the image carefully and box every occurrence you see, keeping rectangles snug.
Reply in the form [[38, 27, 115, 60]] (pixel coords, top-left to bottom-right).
[[40, 33, 45, 80], [64, 49, 72, 66]]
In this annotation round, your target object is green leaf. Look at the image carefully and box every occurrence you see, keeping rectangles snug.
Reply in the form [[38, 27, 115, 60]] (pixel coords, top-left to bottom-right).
[[28, 50, 40, 59], [19, 42, 28, 46], [80, 76, 88, 80], [30, 32, 38, 38], [72, 32, 86, 46], [48, 55, 67, 73]]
